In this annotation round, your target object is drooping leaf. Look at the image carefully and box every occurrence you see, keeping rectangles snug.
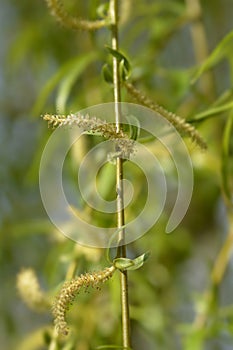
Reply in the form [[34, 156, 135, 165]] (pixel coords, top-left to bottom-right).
[[188, 100, 233, 123], [102, 63, 114, 84], [32, 52, 97, 116], [113, 258, 135, 270], [113, 252, 150, 271], [192, 30, 233, 84], [96, 3, 109, 19], [125, 114, 141, 141], [56, 52, 97, 112], [126, 251, 150, 271], [222, 113, 233, 202], [105, 46, 131, 81]]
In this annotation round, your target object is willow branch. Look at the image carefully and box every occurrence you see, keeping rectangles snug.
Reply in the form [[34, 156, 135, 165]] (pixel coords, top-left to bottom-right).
[[186, 0, 215, 98], [193, 214, 233, 330], [109, 0, 131, 348]]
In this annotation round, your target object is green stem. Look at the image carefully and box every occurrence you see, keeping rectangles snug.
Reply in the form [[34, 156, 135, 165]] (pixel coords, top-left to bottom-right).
[[211, 215, 233, 286], [109, 0, 131, 348], [191, 214, 233, 331], [185, 0, 215, 99]]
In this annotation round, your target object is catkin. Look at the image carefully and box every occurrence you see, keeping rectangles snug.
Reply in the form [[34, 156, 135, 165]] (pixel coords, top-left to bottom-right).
[[43, 113, 125, 138], [43, 113, 135, 158], [124, 81, 207, 149], [52, 266, 116, 335], [45, 0, 108, 31], [16, 268, 50, 312]]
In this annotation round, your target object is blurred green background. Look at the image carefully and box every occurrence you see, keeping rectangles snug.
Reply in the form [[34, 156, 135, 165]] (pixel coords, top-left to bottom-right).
[[0, 0, 233, 349]]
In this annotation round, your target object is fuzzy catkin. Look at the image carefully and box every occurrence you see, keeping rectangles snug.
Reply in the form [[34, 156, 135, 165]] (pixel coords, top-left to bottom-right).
[[16, 268, 50, 312], [52, 266, 116, 335], [45, 0, 108, 31], [124, 82, 207, 149], [43, 113, 135, 158], [43, 113, 125, 138]]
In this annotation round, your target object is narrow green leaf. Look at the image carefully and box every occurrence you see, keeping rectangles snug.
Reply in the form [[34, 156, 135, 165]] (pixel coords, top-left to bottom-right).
[[56, 52, 97, 113], [125, 114, 141, 140], [192, 30, 233, 84], [105, 46, 131, 81], [222, 114, 233, 202], [105, 47, 130, 69], [135, 1, 184, 17], [113, 258, 134, 270], [8, 25, 38, 69], [138, 135, 156, 143], [102, 63, 113, 84], [8, 219, 55, 238], [96, 4, 109, 19], [126, 251, 150, 271], [113, 252, 150, 271], [188, 100, 233, 123], [32, 52, 97, 116], [211, 89, 233, 108], [119, 59, 131, 81], [106, 225, 127, 263]]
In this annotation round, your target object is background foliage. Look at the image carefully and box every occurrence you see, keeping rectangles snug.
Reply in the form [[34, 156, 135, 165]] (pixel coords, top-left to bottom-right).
[[0, 0, 233, 349]]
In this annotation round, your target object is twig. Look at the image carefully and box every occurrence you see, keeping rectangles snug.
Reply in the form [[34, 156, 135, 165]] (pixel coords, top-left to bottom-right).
[[192, 214, 233, 330], [185, 0, 215, 99], [109, 0, 131, 347]]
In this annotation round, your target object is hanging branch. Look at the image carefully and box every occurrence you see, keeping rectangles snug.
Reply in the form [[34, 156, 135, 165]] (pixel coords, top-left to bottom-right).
[[109, 0, 131, 348]]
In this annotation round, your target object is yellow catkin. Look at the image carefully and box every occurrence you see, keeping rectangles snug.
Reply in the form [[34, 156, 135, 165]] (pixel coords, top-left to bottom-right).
[[124, 82, 207, 149], [16, 268, 50, 312], [43, 113, 125, 137], [43, 113, 135, 158], [52, 266, 116, 335], [45, 0, 108, 31]]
